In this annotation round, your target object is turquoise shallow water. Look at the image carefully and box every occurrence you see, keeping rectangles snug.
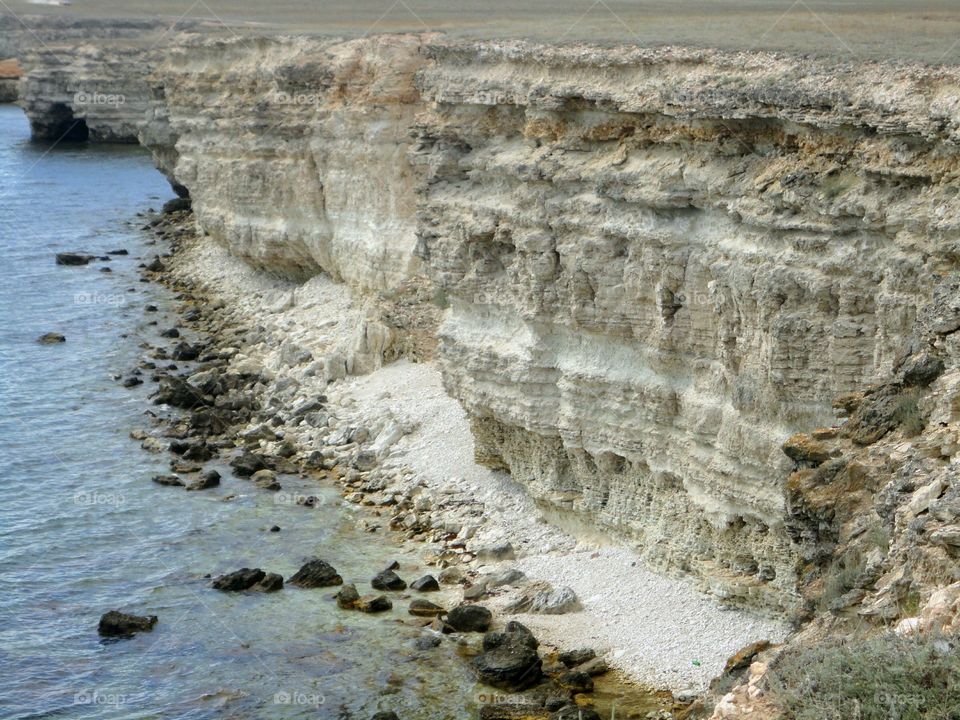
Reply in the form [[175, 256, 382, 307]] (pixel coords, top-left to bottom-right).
[[0, 105, 479, 720]]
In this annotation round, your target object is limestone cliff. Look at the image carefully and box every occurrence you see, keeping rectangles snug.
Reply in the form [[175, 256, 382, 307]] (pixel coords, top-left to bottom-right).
[[15, 33, 960, 617]]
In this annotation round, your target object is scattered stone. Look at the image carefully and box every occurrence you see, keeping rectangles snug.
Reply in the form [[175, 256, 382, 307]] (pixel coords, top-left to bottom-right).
[[476, 542, 516, 561], [371, 569, 407, 591], [289, 559, 343, 588], [252, 469, 281, 491], [472, 625, 542, 690], [358, 594, 393, 613], [534, 586, 581, 615], [151, 474, 184, 487], [336, 583, 361, 609], [486, 568, 527, 588], [171, 342, 200, 361], [160, 327, 180, 338], [410, 575, 440, 592], [557, 670, 593, 694], [98, 610, 157, 637], [37, 332, 66, 344], [370, 713, 399, 720], [438, 567, 465, 585], [408, 599, 446, 617], [447, 603, 492, 632], [107, 248, 128, 255], [269, 525, 281, 532], [56, 252, 94, 266], [576, 657, 608, 676], [186, 470, 221, 491], [230, 452, 266, 477], [414, 634, 442, 650], [122, 376, 143, 388], [251, 572, 283, 592], [463, 581, 488, 601], [559, 648, 596, 667], [212, 568, 265, 592]]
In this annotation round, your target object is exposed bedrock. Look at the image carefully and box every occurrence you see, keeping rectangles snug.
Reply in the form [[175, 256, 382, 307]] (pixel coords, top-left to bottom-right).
[[17, 34, 960, 611], [412, 42, 960, 610]]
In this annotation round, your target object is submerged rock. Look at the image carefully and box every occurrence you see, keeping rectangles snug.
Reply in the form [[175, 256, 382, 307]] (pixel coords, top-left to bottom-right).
[[98, 610, 157, 637], [289, 559, 343, 588], [408, 599, 446, 617], [151, 474, 184, 487], [37, 332, 66, 344], [447, 603, 492, 632]]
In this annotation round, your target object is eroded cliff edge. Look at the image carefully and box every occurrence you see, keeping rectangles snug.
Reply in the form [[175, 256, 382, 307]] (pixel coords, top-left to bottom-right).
[[17, 34, 960, 622]]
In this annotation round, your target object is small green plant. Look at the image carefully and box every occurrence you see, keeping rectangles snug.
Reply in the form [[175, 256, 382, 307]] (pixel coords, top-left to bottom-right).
[[766, 633, 960, 720]]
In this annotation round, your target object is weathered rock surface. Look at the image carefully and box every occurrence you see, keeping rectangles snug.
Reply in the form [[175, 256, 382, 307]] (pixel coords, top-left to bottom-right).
[[288, 559, 343, 588], [98, 610, 157, 637]]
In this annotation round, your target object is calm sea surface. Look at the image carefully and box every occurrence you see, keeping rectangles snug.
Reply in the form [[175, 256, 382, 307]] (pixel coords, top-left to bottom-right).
[[0, 104, 479, 720]]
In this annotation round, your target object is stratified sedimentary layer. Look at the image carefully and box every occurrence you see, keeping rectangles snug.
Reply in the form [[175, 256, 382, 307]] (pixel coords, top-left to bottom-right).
[[15, 32, 960, 612], [412, 42, 960, 609], [143, 34, 431, 289]]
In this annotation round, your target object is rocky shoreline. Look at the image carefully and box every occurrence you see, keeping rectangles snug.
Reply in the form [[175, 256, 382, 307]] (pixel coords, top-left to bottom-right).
[[112, 201, 693, 719]]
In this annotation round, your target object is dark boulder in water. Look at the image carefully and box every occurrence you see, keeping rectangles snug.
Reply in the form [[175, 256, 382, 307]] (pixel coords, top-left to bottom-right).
[[410, 575, 440, 592], [289, 559, 343, 588], [371, 569, 407, 591], [98, 610, 157, 637], [254, 572, 284, 592], [230, 452, 266, 477], [186, 470, 220, 491], [37, 332, 65, 344], [212, 568, 265, 591], [151, 474, 184, 487], [55, 252, 94, 266], [447, 603, 492, 632]]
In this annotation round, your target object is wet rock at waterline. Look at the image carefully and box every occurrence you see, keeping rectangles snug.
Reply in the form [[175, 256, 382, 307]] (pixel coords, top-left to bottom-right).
[[186, 470, 221, 491], [357, 595, 393, 613], [336, 583, 361, 609], [558, 648, 595, 667], [55, 252, 94, 266], [471, 633, 542, 690], [229, 452, 266, 477], [410, 575, 440, 592], [408, 599, 446, 617], [446, 604, 492, 632], [371, 569, 407, 591], [370, 712, 399, 720], [289, 559, 343, 588], [211, 568, 265, 591], [37, 332, 66, 344], [151, 474, 185, 487], [251, 469, 281, 491], [98, 610, 158, 637]]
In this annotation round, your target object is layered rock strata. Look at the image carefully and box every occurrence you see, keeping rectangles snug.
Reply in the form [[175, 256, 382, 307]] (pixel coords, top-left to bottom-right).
[[16, 33, 960, 613]]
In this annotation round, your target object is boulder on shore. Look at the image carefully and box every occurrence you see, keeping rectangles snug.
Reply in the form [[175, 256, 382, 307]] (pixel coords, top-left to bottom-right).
[[98, 610, 157, 637], [410, 575, 440, 592]]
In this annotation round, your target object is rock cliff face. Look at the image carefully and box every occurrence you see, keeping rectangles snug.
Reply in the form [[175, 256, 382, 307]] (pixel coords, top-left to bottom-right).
[[144, 34, 430, 288], [413, 42, 960, 610], [15, 33, 960, 612]]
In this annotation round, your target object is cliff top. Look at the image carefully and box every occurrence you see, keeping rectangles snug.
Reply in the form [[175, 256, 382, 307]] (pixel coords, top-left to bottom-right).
[[2, 0, 959, 64]]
